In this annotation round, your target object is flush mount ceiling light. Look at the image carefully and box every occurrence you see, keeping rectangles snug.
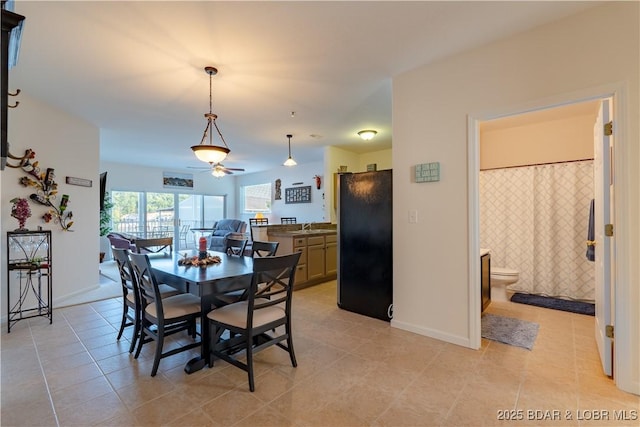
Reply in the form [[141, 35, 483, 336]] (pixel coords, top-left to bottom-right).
[[358, 130, 377, 141], [191, 66, 230, 164], [283, 134, 297, 166]]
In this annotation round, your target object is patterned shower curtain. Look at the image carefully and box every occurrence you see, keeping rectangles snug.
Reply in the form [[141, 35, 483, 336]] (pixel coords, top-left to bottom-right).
[[479, 160, 595, 301]]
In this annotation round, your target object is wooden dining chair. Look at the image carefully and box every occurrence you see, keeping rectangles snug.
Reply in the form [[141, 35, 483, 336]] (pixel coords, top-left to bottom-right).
[[206, 252, 302, 391], [248, 217, 269, 242], [128, 253, 202, 376], [111, 247, 181, 353], [250, 240, 279, 258], [212, 240, 281, 309], [224, 237, 248, 257]]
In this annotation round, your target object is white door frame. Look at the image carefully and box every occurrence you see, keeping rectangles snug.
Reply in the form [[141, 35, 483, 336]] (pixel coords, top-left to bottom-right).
[[467, 82, 636, 394]]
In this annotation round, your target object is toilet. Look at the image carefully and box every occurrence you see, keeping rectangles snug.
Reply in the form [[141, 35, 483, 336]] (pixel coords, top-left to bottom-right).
[[491, 267, 520, 302]]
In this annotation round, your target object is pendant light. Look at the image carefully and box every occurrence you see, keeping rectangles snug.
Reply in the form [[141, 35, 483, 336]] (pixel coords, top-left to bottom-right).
[[283, 134, 297, 166], [191, 66, 230, 164]]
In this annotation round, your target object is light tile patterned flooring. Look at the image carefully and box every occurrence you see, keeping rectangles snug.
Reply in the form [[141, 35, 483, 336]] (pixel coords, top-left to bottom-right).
[[1, 280, 638, 426]]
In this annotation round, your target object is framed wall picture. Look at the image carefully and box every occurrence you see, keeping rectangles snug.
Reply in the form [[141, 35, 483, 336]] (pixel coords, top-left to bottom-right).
[[163, 172, 194, 189], [285, 186, 311, 204]]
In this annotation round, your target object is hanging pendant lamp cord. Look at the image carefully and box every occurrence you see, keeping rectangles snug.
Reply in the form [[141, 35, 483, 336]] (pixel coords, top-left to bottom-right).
[[199, 69, 229, 149]]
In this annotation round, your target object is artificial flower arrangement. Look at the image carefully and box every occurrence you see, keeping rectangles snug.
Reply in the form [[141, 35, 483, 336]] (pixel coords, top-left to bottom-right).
[[10, 197, 31, 230], [177, 253, 222, 267]]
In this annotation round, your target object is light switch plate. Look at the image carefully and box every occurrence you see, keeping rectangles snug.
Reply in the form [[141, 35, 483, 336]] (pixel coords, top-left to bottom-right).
[[409, 209, 418, 223], [415, 162, 440, 183]]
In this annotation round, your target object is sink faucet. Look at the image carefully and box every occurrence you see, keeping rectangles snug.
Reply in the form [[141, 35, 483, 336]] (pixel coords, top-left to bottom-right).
[[302, 223, 311, 231]]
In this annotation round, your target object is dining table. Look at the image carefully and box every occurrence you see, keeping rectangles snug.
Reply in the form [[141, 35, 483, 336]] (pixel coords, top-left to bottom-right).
[[149, 250, 254, 373]]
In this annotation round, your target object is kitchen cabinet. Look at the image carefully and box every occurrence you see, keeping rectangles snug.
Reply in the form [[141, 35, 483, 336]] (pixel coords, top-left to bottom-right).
[[325, 234, 337, 276], [270, 232, 337, 288], [306, 236, 325, 282], [293, 237, 307, 283]]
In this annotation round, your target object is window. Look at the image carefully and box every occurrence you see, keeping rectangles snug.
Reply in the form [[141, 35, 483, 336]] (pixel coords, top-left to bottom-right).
[[243, 183, 271, 214], [111, 191, 226, 247]]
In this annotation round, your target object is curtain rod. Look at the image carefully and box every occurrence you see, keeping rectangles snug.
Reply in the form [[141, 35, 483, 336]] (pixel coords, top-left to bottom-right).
[[480, 158, 594, 172]]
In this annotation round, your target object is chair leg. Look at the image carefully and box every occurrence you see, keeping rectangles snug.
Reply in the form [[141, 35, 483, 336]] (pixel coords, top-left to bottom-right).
[[286, 322, 297, 367], [247, 338, 255, 392], [151, 328, 164, 376], [190, 319, 197, 339], [134, 328, 146, 359], [116, 304, 127, 340], [129, 313, 141, 353]]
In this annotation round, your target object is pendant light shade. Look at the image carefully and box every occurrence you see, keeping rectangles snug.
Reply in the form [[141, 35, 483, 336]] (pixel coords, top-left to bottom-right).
[[283, 134, 297, 166], [191, 66, 231, 164]]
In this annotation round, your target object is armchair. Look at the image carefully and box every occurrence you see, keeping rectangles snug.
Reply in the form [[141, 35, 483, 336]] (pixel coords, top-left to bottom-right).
[[207, 219, 247, 252]]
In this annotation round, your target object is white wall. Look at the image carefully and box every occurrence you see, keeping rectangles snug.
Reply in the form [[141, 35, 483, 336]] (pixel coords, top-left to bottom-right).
[[1, 93, 100, 311], [100, 161, 237, 218], [393, 3, 638, 394], [104, 151, 387, 231], [235, 161, 326, 225]]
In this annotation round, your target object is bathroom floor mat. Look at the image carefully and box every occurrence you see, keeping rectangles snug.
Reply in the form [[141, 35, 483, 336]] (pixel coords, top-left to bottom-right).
[[481, 314, 539, 350], [510, 293, 595, 316]]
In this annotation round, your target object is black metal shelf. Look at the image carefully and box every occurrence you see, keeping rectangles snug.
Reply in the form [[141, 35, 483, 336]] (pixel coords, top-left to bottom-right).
[[6, 230, 52, 332]]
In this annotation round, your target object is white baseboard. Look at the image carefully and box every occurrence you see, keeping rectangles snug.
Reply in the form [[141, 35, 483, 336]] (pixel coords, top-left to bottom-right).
[[391, 319, 473, 348]]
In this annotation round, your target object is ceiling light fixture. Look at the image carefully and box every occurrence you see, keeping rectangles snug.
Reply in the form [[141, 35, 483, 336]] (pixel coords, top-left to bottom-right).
[[191, 66, 230, 164], [358, 130, 377, 141], [283, 134, 297, 166], [211, 166, 226, 178]]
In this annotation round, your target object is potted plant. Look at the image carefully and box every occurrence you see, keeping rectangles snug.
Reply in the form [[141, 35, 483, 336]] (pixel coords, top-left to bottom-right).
[[99, 191, 114, 262]]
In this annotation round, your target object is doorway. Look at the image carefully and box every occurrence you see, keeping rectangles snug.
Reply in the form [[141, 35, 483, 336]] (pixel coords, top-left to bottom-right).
[[467, 93, 620, 381]]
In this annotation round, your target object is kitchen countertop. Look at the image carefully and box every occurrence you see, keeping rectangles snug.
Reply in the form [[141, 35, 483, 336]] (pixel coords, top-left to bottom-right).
[[268, 229, 337, 237]]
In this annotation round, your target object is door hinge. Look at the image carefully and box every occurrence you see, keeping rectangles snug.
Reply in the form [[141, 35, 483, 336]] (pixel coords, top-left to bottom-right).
[[606, 324, 614, 339], [604, 121, 613, 136], [605, 224, 614, 237]]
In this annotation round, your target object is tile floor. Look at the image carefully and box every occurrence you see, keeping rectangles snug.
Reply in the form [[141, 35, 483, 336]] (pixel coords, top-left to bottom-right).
[[1, 280, 638, 427]]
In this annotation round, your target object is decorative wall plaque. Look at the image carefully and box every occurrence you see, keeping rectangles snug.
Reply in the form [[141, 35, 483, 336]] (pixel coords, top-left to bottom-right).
[[285, 186, 311, 204]]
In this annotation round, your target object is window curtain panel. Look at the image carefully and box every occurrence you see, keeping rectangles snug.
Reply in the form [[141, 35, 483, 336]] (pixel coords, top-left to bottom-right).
[[480, 160, 595, 301]]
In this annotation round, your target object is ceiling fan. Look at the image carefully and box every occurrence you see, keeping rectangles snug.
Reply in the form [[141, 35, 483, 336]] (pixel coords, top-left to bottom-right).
[[188, 162, 245, 176]]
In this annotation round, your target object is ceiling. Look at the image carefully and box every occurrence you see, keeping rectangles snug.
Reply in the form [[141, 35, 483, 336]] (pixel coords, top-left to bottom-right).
[[10, 1, 600, 175]]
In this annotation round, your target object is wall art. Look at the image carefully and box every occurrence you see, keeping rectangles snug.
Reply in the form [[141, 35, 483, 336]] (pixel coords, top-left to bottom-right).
[[285, 186, 311, 204]]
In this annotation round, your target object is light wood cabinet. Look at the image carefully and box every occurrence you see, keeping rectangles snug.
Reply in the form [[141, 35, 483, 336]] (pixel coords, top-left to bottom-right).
[[271, 232, 337, 288], [293, 237, 307, 283], [306, 236, 325, 282], [325, 234, 337, 276]]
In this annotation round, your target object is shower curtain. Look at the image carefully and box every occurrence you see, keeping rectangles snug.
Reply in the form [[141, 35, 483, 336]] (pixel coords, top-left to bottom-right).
[[479, 160, 595, 301]]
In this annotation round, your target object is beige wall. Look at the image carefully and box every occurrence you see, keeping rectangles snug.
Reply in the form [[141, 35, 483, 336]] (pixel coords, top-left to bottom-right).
[[393, 2, 638, 394], [480, 113, 596, 170], [1, 93, 100, 310]]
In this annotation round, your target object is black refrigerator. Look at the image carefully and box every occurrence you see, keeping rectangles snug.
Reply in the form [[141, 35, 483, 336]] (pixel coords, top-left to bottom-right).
[[337, 169, 393, 321]]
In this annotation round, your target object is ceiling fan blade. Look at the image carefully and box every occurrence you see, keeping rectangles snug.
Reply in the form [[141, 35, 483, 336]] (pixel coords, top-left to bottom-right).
[[224, 167, 245, 171], [186, 166, 211, 170]]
